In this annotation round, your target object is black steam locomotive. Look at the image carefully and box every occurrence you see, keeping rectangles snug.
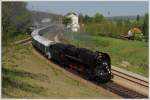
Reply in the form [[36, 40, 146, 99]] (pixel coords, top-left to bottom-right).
[[32, 34, 112, 82], [49, 43, 112, 82]]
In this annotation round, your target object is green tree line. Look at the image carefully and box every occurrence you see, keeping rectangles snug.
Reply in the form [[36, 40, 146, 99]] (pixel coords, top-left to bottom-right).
[[78, 13, 149, 41]]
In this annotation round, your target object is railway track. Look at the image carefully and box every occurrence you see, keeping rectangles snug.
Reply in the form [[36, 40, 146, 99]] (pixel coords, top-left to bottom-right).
[[112, 68, 148, 87], [14, 37, 32, 45], [100, 81, 147, 98], [111, 67, 149, 97], [66, 69, 148, 98]]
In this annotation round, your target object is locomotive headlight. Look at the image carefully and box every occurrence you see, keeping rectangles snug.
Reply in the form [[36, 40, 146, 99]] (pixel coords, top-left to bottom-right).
[[102, 62, 111, 74], [102, 62, 108, 66]]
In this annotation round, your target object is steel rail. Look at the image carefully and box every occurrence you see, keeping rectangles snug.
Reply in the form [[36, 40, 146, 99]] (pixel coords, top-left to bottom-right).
[[111, 68, 148, 88]]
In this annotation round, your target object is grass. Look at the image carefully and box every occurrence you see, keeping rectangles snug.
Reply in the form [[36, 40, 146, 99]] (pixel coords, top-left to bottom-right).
[[2, 43, 118, 98], [2, 45, 46, 98], [62, 32, 148, 77]]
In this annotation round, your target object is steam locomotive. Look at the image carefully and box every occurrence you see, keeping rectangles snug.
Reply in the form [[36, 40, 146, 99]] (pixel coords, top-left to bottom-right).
[[49, 43, 112, 82], [32, 30, 112, 82]]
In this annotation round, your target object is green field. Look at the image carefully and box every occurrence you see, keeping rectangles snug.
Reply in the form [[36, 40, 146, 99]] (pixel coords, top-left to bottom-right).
[[62, 32, 148, 77], [2, 43, 118, 98]]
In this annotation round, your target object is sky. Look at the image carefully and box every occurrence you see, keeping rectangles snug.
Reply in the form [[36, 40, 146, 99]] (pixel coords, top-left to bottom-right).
[[27, 1, 149, 17]]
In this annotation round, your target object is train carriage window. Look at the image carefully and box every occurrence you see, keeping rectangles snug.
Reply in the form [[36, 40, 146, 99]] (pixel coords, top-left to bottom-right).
[[46, 46, 49, 52]]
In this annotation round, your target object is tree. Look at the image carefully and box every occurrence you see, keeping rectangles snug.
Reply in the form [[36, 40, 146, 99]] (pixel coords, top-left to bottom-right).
[[2, 2, 31, 46], [93, 13, 104, 23], [62, 16, 71, 26], [136, 15, 140, 21], [116, 19, 123, 33], [83, 15, 93, 23], [142, 13, 148, 41]]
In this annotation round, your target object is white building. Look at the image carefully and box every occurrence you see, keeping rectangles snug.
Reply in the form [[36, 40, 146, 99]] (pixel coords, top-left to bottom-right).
[[65, 12, 80, 32]]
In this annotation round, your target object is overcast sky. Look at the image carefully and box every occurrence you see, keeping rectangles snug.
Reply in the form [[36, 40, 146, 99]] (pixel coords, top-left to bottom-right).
[[27, 1, 148, 17]]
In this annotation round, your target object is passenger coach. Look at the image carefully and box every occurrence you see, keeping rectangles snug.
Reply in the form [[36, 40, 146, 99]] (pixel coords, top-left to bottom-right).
[[32, 35, 55, 59]]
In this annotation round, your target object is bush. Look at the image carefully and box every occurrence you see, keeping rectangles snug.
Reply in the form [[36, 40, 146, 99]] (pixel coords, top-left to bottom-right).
[[134, 33, 145, 41]]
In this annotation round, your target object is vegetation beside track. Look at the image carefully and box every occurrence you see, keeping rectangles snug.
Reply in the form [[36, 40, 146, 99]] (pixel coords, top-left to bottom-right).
[[2, 44, 118, 98], [62, 32, 148, 77]]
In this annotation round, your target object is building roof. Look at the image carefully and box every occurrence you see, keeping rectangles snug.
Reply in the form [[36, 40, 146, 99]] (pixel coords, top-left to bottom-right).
[[130, 28, 142, 33], [33, 35, 55, 47], [66, 12, 78, 16]]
